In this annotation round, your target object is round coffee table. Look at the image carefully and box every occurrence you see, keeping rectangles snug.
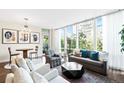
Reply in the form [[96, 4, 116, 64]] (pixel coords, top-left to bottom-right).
[[61, 62, 84, 79]]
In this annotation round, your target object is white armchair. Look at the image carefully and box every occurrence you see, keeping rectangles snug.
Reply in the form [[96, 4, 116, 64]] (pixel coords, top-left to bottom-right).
[[5, 57, 69, 83]]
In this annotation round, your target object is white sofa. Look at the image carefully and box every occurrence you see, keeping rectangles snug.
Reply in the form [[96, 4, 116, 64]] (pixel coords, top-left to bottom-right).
[[5, 57, 69, 83]]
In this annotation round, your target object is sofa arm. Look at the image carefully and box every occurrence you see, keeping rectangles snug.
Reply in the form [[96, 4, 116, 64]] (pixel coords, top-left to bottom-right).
[[44, 69, 59, 81], [34, 64, 50, 75], [5, 73, 14, 83]]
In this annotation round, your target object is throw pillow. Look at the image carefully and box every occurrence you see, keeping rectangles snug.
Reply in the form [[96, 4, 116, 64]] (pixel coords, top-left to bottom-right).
[[14, 67, 33, 83], [90, 51, 99, 61], [11, 64, 18, 73], [87, 50, 91, 58], [25, 59, 35, 71], [52, 54, 59, 57], [16, 56, 30, 72], [99, 51, 108, 61], [31, 72, 48, 83], [81, 49, 88, 58]]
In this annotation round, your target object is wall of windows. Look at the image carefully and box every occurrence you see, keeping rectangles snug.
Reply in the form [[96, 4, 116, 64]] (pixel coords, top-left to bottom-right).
[[56, 17, 103, 53], [66, 25, 76, 53], [42, 29, 50, 53], [56, 28, 65, 52], [78, 20, 94, 50], [96, 17, 103, 51]]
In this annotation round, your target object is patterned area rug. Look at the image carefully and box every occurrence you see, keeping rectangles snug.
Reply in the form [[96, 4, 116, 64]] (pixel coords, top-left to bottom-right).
[[56, 66, 118, 83]]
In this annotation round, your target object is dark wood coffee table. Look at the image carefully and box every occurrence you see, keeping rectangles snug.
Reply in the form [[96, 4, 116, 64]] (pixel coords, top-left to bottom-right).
[[61, 62, 84, 79]]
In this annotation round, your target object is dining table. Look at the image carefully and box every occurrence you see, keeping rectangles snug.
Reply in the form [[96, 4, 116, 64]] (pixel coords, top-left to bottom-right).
[[16, 48, 33, 58]]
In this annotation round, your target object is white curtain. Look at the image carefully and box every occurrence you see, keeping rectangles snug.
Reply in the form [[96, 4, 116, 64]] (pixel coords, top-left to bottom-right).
[[102, 11, 124, 71], [51, 29, 61, 53]]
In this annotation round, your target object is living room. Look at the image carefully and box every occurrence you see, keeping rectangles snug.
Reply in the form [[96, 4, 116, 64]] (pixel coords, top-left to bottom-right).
[[0, 9, 124, 84], [1, 0, 124, 92]]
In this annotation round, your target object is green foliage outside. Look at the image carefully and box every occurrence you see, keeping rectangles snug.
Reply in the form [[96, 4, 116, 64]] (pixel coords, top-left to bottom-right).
[[61, 38, 65, 52], [60, 31, 103, 53], [43, 35, 49, 52], [79, 32, 93, 50], [97, 38, 103, 51], [67, 34, 76, 53]]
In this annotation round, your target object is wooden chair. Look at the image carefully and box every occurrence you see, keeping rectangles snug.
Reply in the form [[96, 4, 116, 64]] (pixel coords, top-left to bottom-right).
[[29, 46, 39, 59], [8, 47, 20, 64]]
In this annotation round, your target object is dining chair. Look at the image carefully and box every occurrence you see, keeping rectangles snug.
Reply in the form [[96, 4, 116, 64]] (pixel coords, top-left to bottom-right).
[[8, 47, 20, 64], [29, 46, 39, 59]]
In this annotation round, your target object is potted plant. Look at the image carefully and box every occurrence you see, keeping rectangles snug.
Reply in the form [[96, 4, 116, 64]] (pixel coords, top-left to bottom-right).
[[119, 25, 124, 53]]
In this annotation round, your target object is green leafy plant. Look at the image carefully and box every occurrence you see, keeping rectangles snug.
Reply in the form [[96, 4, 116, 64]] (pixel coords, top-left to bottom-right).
[[119, 25, 124, 53]]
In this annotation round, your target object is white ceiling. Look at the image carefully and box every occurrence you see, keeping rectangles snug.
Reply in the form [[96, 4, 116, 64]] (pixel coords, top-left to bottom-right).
[[0, 9, 117, 28]]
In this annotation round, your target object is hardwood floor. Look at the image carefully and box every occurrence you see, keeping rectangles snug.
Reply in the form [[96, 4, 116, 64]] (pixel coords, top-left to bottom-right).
[[0, 62, 10, 83], [56, 66, 123, 83], [0, 61, 124, 83]]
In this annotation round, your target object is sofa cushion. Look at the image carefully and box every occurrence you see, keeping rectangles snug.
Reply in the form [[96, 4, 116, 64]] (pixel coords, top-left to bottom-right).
[[73, 49, 81, 57], [16, 56, 30, 72], [31, 72, 48, 83], [26, 59, 35, 71], [14, 67, 33, 83], [99, 51, 108, 61], [90, 51, 99, 61], [44, 69, 58, 81], [81, 57, 103, 66], [70, 56, 103, 67], [5, 73, 14, 83], [87, 50, 91, 58], [11, 64, 18, 73], [49, 76, 69, 83], [48, 49, 55, 57], [34, 64, 50, 75], [81, 49, 88, 58]]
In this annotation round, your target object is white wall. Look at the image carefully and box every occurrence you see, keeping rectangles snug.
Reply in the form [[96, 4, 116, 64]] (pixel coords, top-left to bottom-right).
[[0, 21, 43, 63]]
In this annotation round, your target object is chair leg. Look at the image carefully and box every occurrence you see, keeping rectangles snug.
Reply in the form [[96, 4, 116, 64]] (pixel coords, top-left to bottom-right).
[[10, 56, 11, 64]]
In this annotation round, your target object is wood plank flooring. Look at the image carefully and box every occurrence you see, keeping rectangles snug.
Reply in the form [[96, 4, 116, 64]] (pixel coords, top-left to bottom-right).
[[0, 62, 10, 83], [0, 62, 124, 83]]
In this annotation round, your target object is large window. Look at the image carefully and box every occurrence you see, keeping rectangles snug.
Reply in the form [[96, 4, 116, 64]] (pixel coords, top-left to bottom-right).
[[42, 29, 50, 53], [58, 28, 65, 52], [57, 17, 103, 53], [66, 25, 76, 53], [78, 20, 94, 50], [96, 17, 103, 51]]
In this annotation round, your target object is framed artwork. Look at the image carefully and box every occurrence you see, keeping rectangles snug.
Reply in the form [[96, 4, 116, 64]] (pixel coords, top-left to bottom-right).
[[2, 28, 18, 44], [30, 32, 40, 43], [18, 31, 30, 43]]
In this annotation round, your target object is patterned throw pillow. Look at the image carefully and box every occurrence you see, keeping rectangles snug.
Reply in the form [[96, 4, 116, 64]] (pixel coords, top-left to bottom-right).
[[81, 49, 88, 58], [90, 51, 99, 61]]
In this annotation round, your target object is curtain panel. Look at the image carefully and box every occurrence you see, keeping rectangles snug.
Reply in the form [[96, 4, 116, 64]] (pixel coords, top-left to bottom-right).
[[103, 11, 124, 71]]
